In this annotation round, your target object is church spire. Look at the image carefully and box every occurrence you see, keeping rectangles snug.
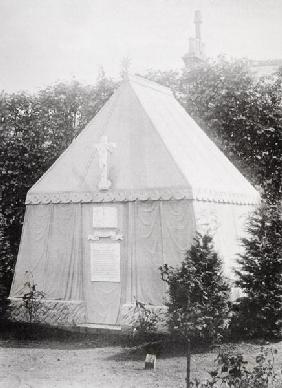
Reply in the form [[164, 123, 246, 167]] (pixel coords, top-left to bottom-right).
[[194, 10, 202, 40], [183, 10, 205, 69]]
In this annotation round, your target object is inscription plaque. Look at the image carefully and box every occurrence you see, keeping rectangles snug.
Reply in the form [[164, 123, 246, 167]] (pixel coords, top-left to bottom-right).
[[90, 243, 120, 282], [93, 206, 118, 228]]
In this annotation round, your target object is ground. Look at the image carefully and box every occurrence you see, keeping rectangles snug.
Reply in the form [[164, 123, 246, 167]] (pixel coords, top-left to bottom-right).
[[0, 343, 191, 388], [0, 323, 282, 388]]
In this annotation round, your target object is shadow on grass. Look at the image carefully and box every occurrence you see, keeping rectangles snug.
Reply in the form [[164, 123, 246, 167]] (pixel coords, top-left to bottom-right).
[[108, 336, 216, 362], [1, 321, 260, 360], [0, 320, 122, 350], [107, 338, 276, 363]]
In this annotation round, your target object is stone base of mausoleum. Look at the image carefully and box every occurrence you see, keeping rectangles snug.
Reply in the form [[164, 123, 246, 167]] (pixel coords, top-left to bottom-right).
[[119, 303, 168, 333], [9, 298, 86, 326], [8, 299, 169, 332]]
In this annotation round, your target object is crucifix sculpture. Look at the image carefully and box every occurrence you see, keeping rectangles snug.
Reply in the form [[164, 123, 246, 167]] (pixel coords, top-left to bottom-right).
[[95, 135, 116, 191]]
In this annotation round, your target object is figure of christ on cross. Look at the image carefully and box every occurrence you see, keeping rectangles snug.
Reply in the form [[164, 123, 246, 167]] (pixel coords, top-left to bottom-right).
[[94, 135, 116, 191]]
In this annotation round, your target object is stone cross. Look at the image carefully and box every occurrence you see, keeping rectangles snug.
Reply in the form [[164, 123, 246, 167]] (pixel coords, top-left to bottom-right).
[[95, 136, 116, 191]]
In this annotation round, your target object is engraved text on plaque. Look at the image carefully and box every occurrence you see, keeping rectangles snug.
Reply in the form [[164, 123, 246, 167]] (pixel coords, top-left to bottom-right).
[[90, 243, 120, 282]]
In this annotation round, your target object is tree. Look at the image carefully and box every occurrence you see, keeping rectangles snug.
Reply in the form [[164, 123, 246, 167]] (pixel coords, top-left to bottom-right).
[[143, 58, 282, 202], [233, 202, 282, 339], [160, 233, 230, 343], [0, 75, 117, 301], [0, 76, 117, 258], [0, 214, 14, 319], [160, 233, 230, 387], [142, 69, 181, 93]]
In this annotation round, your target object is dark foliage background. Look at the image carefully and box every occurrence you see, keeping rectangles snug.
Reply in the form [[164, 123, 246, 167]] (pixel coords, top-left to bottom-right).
[[0, 73, 117, 309], [144, 59, 282, 203], [231, 203, 282, 339], [0, 58, 281, 313]]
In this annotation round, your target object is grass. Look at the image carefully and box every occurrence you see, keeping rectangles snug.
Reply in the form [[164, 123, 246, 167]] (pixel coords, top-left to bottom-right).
[[1, 320, 282, 387]]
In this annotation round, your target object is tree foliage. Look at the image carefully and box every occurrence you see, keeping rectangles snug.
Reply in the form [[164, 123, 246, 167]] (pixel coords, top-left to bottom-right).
[[160, 233, 230, 343], [145, 58, 282, 202], [191, 346, 282, 388], [0, 76, 117, 259], [0, 75, 117, 317], [232, 203, 282, 339], [0, 57, 281, 320], [0, 213, 14, 319]]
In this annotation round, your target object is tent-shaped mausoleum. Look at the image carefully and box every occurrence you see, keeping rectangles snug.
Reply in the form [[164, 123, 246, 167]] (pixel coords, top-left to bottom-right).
[[10, 76, 260, 327]]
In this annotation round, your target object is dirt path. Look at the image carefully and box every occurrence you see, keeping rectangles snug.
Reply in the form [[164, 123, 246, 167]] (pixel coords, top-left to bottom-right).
[[0, 340, 214, 388], [1, 339, 282, 388]]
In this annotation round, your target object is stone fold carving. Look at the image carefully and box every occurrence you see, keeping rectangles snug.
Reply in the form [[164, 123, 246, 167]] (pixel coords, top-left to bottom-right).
[[88, 230, 123, 241], [25, 187, 260, 205]]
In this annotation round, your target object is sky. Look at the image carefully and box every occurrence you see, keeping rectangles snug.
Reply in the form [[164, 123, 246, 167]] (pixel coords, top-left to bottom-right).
[[0, 0, 282, 93]]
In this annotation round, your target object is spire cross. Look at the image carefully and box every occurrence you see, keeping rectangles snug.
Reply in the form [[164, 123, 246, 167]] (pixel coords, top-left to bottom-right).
[[95, 136, 116, 191]]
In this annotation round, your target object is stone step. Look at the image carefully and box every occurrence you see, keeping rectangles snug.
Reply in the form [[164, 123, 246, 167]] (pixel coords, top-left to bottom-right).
[[71, 323, 122, 335]]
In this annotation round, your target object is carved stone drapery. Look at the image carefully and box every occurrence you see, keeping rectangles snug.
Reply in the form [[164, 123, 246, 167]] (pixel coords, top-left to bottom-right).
[[26, 187, 260, 205], [88, 230, 123, 241]]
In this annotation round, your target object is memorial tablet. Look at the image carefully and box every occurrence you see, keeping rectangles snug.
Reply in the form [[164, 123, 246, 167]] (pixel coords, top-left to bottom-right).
[[90, 243, 120, 282], [93, 206, 118, 228]]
